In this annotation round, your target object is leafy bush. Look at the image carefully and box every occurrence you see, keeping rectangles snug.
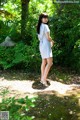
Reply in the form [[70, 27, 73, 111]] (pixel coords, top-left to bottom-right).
[[0, 41, 41, 72], [51, 4, 80, 73], [71, 39, 80, 72]]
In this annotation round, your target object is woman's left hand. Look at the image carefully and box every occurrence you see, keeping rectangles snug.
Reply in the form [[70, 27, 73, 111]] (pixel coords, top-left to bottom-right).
[[51, 41, 54, 48]]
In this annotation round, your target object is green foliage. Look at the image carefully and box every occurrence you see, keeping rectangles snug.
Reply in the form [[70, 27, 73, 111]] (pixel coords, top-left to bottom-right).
[[0, 0, 21, 42], [71, 39, 80, 72], [51, 4, 80, 72], [0, 0, 80, 72], [0, 41, 40, 72], [0, 89, 36, 120]]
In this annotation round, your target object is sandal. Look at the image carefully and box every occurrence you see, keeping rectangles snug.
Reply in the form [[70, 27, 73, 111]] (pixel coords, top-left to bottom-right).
[[40, 80, 48, 87]]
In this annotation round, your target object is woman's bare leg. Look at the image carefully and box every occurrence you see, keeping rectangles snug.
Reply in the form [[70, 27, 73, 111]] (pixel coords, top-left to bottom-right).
[[42, 57, 53, 82], [41, 59, 47, 81]]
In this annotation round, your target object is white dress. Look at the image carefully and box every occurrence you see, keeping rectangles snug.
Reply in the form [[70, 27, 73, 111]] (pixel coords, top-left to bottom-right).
[[38, 23, 53, 59]]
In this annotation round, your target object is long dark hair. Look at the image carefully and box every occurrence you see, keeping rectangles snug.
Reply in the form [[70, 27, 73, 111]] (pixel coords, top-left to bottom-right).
[[37, 13, 49, 34]]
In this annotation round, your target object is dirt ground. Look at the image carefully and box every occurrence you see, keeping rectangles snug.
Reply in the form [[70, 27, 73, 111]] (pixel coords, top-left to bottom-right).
[[0, 70, 80, 100]]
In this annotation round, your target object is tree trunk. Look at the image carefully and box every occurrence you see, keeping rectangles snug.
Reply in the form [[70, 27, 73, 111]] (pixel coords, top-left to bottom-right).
[[0, 0, 1, 6], [21, 0, 30, 41]]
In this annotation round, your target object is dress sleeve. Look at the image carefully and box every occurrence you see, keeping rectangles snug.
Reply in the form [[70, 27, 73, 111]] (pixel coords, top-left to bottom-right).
[[38, 25, 45, 41], [44, 24, 50, 33]]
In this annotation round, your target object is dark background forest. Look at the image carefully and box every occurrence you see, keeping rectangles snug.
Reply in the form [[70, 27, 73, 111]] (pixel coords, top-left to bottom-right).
[[0, 0, 80, 73], [0, 1, 80, 120]]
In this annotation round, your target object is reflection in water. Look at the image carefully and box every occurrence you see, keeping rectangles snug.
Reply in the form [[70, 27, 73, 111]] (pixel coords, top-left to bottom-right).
[[28, 94, 80, 120]]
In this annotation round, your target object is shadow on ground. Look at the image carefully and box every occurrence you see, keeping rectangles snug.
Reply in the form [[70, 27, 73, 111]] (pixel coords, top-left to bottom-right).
[[27, 94, 80, 120], [32, 80, 51, 90]]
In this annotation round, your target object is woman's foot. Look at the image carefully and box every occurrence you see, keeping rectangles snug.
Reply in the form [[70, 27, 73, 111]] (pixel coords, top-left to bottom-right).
[[40, 80, 48, 87]]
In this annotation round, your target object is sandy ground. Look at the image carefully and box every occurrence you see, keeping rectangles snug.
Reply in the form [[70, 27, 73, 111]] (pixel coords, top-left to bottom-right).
[[0, 77, 80, 100]]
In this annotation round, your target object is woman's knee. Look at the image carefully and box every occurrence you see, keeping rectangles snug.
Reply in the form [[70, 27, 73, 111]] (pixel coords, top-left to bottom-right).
[[42, 59, 47, 65], [47, 58, 53, 66], [47, 61, 53, 67]]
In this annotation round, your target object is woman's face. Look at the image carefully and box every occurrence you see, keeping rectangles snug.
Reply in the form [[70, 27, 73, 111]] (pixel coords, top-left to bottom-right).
[[42, 17, 48, 24]]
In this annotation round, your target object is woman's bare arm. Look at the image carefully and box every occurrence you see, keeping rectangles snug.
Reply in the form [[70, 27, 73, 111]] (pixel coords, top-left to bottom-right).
[[46, 32, 54, 42], [46, 32, 54, 47]]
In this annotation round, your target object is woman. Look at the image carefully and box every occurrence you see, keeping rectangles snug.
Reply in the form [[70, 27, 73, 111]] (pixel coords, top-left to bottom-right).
[[37, 13, 54, 86]]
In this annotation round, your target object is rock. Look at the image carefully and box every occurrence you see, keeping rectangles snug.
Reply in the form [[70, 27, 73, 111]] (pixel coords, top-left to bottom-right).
[[0, 36, 15, 47]]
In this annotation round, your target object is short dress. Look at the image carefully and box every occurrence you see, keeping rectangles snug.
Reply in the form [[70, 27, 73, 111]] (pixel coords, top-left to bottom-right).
[[38, 23, 53, 59]]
